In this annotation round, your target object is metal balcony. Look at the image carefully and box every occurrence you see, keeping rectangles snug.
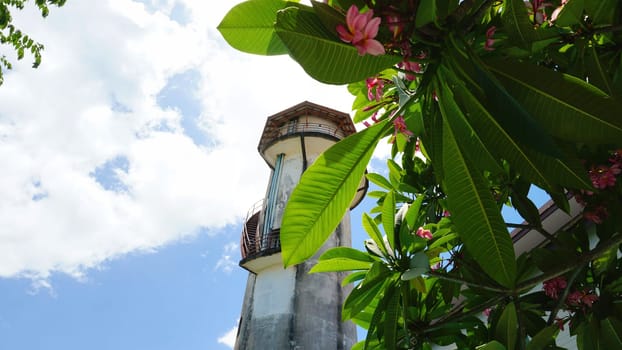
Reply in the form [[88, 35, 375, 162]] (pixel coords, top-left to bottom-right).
[[240, 200, 281, 267]]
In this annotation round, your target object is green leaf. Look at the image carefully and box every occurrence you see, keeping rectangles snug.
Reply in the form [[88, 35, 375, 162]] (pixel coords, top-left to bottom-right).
[[415, 0, 437, 28], [217, 0, 291, 55], [477, 340, 507, 350], [526, 325, 559, 350], [366, 173, 393, 190], [281, 120, 388, 267], [600, 317, 622, 349], [495, 302, 518, 350], [439, 106, 516, 287], [437, 65, 504, 174], [343, 262, 391, 319], [585, 0, 618, 24], [274, 6, 401, 84], [485, 59, 622, 145], [448, 68, 592, 191], [401, 252, 430, 280], [501, 0, 542, 49], [553, 0, 584, 27], [310, 247, 376, 273], [382, 190, 396, 250]]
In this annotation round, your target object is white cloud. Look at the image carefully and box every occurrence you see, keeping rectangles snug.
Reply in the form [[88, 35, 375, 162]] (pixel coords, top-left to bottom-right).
[[214, 242, 239, 274], [217, 321, 238, 349], [0, 0, 355, 281]]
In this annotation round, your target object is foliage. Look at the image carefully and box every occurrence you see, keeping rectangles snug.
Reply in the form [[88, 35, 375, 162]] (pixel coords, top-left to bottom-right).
[[219, 0, 622, 348], [0, 0, 66, 85]]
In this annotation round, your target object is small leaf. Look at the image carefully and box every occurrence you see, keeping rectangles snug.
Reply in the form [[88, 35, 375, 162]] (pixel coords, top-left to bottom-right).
[[600, 317, 622, 349], [366, 173, 393, 190]]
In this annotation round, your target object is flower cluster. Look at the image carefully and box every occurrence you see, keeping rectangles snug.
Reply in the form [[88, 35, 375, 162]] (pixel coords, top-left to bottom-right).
[[543, 276, 599, 312]]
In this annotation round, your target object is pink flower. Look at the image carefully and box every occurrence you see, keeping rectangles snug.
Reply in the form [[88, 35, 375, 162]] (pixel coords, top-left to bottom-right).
[[525, 0, 552, 24], [484, 26, 496, 51], [386, 15, 403, 39], [483, 308, 492, 317], [589, 164, 620, 189], [543, 276, 567, 299], [392, 115, 413, 142], [336, 5, 385, 56], [567, 289, 598, 308], [416, 227, 433, 240], [366, 77, 384, 101], [584, 205, 608, 224], [398, 60, 422, 81]]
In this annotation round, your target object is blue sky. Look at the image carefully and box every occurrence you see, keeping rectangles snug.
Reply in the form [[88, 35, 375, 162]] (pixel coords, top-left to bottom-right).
[[0, 1, 549, 349]]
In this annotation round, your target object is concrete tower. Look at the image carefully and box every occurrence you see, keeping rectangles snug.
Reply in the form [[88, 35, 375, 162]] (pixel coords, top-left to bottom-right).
[[234, 101, 367, 350]]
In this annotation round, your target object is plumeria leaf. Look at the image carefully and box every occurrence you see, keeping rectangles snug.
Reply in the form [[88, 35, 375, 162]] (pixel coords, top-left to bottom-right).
[[217, 0, 293, 55], [585, 0, 618, 24], [600, 317, 622, 349], [401, 252, 430, 280], [495, 302, 518, 350], [501, 0, 558, 50], [440, 107, 517, 288], [553, 0, 584, 27], [366, 173, 393, 190], [281, 120, 388, 267], [526, 325, 559, 350], [343, 261, 392, 319], [437, 65, 504, 175], [363, 213, 391, 259], [382, 190, 396, 250], [448, 67, 591, 191], [274, 5, 401, 84], [485, 59, 622, 145], [310, 247, 376, 273], [477, 341, 507, 350]]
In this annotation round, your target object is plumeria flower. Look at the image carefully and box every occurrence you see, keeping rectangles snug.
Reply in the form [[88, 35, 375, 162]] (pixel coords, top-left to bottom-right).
[[484, 26, 497, 51], [543, 276, 567, 299], [416, 227, 433, 240], [589, 164, 621, 189], [393, 115, 413, 138], [366, 76, 384, 101], [551, 0, 568, 23], [567, 289, 599, 308], [386, 15, 404, 39], [525, 0, 552, 24], [398, 60, 422, 81], [336, 5, 385, 56], [584, 205, 608, 224]]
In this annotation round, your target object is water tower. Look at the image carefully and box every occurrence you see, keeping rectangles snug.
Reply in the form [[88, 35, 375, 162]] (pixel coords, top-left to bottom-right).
[[234, 101, 367, 350]]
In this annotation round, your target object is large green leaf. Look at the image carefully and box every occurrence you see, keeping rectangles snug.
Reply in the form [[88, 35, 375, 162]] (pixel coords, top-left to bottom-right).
[[217, 0, 293, 55], [310, 247, 376, 273], [439, 101, 516, 288], [447, 68, 592, 191], [437, 65, 504, 174], [274, 6, 401, 84], [281, 120, 388, 267], [486, 59, 622, 145]]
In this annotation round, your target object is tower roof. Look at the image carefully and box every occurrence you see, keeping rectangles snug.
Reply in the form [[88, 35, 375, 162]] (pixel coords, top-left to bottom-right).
[[257, 101, 356, 154]]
